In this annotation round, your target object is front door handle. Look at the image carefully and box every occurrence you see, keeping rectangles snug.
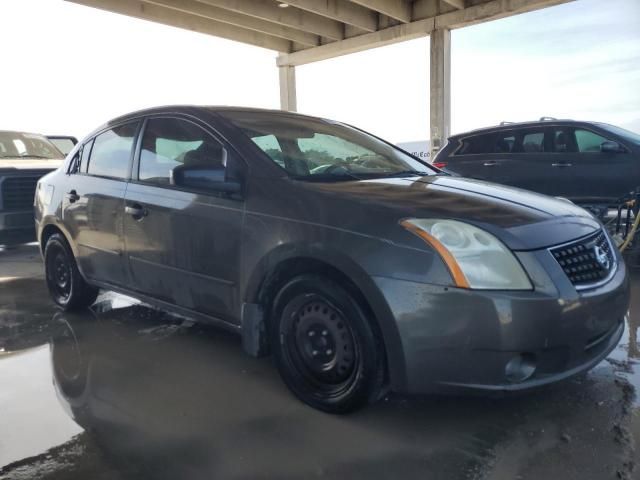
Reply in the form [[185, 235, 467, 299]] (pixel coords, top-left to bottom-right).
[[483, 161, 498, 167], [66, 190, 80, 203], [125, 204, 148, 219], [551, 162, 572, 168]]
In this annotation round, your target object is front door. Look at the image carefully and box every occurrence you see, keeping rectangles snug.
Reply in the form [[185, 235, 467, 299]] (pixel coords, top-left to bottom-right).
[[123, 116, 245, 324], [558, 127, 639, 204]]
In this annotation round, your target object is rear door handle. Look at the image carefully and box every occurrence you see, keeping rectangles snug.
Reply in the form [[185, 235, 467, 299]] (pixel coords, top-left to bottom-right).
[[483, 161, 498, 167], [551, 162, 572, 168], [125, 204, 148, 219], [65, 190, 80, 203]]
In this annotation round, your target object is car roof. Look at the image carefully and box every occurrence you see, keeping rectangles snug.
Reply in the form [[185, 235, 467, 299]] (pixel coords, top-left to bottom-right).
[[106, 105, 329, 127], [73, 104, 340, 149], [448, 119, 602, 139], [79, 105, 338, 144], [75, 105, 339, 147]]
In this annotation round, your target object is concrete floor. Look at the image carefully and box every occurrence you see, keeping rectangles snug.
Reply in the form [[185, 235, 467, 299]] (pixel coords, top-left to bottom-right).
[[0, 244, 639, 480]]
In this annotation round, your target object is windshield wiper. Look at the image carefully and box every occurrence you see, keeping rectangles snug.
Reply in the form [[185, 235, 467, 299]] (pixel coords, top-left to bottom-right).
[[378, 170, 432, 178], [0, 154, 52, 159], [293, 171, 364, 182]]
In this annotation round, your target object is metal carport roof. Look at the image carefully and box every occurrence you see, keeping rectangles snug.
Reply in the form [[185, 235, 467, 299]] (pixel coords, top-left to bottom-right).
[[65, 0, 574, 154]]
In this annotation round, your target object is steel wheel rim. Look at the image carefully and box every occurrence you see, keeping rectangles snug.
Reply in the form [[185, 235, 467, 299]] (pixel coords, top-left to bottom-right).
[[47, 246, 71, 302], [283, 296, 360, 395]]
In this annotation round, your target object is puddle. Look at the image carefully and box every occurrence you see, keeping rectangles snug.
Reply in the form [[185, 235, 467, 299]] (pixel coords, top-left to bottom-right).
[[0, 248, 639, 478], [0, 345, 83, 467], [606, 271, 640, 408]]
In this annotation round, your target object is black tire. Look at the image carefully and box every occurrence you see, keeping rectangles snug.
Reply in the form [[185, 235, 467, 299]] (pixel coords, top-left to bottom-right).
[[44, 233, 99, 311], [51, 314, 89, 399], [270, 274, 385, 413]]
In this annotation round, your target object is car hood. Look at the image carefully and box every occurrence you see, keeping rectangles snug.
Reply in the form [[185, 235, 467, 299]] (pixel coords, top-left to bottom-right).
[[302, 175, 600, 250], [0, 158, 63, 172]]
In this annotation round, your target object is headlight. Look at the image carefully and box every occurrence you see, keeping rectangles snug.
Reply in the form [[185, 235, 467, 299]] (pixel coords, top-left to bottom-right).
[[36, 183, 54, 207], [400, 219, 532, 290]]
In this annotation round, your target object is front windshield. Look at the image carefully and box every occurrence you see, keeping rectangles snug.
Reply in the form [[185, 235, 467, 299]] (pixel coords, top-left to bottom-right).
[[596, 123, 640, 146], [0, 131, 64, 159], [220, 111, 435, 180]]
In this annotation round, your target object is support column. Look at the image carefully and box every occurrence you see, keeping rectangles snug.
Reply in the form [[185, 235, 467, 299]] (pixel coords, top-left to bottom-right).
[[278, 64, 297, 112], [429, 28, 451, 159]]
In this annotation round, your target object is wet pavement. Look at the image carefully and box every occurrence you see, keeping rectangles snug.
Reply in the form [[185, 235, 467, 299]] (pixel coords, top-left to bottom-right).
[[0, 244, 639, 480]]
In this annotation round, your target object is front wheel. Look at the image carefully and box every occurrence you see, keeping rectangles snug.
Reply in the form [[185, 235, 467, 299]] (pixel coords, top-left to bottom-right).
[[44, 233, 99, 311], [270, 275, 385, 413]]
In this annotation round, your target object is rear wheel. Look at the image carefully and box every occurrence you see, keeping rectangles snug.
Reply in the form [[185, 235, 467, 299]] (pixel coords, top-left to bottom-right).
[[270, 274, 385, 413], [44, 233, 99, 311]]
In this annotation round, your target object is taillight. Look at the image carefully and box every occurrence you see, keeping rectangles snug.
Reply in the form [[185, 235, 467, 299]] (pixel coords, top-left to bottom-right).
[[432, 161, 447, 169]]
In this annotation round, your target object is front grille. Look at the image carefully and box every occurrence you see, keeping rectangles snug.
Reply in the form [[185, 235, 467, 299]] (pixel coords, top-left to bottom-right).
[[1, 176, 40, 211], [4, 212, 33, 228], [550, 229, 616, 289]]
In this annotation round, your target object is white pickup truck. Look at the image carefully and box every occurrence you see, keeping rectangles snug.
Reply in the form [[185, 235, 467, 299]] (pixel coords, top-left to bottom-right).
[[0, 131, 64, 246], [396, 140, 431, 162]]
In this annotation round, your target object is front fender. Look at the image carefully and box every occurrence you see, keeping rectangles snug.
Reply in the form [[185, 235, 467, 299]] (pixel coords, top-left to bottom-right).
[[240, 215, 409, 391]]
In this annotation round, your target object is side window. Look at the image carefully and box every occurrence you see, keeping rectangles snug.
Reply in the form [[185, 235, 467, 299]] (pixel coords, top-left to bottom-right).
[[455, 135, 491, 155], [551, 128, 576, 153], [87, 123, 138, 179], [138, 118, 227, 186], [494, 132, 516, 153], [521, 131, 545, 153], [575, 129, 610, 153]]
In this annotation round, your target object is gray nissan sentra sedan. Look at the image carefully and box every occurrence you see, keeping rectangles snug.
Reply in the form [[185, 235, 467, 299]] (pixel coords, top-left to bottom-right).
[[35, 106, 630, 413]]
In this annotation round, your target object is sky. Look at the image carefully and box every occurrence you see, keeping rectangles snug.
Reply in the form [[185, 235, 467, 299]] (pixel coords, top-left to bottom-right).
[[0, 0, 638, 144]]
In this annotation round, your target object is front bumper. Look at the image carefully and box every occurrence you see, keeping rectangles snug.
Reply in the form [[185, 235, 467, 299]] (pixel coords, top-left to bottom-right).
[[374, 248, 630, 395], [0, 210, 37, 246]]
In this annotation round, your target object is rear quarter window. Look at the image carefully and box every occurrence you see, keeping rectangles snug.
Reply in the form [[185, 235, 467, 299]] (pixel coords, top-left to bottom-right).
[[454, 135, 492, 155], [251, 134, 285, 167]]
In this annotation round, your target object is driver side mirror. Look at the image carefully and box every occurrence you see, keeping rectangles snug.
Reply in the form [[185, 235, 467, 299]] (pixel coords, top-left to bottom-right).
[[600, 141, 624, 153], [172, 164, 242, 195]]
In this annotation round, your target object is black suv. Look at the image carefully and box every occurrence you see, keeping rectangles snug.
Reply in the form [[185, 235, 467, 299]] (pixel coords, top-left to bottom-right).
[[433, 119, 640, 208]]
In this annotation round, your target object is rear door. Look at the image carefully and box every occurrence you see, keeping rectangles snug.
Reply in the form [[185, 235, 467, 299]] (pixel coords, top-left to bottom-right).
[[445, 128, 554, 195], [123, 116, 245, 324], [492, 128, 552, 193], [62, 121, 139, 286]]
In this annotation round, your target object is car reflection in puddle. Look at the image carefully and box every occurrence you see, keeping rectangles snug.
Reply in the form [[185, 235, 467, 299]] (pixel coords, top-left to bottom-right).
[[51, 297, 514, 479], [34, 289, 635, 480], [2, 266, 640, 479]]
